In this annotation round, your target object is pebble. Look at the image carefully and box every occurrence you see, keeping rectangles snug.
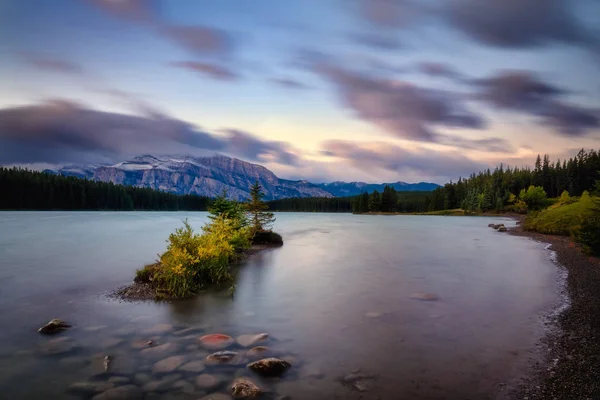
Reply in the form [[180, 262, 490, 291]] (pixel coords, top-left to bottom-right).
[[153, 355, 187, 373]]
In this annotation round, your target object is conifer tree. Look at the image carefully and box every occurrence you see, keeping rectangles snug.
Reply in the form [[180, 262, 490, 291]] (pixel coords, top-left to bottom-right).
[[245, 181, 275, 234]]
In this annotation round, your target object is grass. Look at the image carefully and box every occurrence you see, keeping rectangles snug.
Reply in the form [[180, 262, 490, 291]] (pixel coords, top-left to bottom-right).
[[523, 193, 599, 236]]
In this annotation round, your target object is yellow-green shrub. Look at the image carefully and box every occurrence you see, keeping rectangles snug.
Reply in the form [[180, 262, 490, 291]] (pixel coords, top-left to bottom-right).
[[138, 216, 252, 299]]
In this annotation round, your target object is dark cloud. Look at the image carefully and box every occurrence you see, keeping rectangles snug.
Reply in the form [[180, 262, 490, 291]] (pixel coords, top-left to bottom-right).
[[162, 25, 232, 56], [170, 61, 238, 81], [223, 130, 301, 166], [321, 139, 487, 179], [473, 70, 599, 136], [474, 70, 565, 110], [314, 64, 513, 152], [87, 1, 233, 56], [270, 77, 309, 90], [87, 0, 158, 23], [417, 62, 464, 81], [359, 0, 425, 29], [356, 0, 599, 51], [350, 32, 404, 50], [19, 52, 84, 75], [444, 0, 597, 49], [0, 101, 300, 166]]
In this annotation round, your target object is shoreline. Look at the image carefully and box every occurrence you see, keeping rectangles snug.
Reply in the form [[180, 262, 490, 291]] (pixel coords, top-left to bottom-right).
[[506, 220, 600, 399], [109, 243, 279, 302]]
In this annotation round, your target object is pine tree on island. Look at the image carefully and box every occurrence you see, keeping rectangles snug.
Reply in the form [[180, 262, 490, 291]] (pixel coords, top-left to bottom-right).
[[245, 181, 282, 245]]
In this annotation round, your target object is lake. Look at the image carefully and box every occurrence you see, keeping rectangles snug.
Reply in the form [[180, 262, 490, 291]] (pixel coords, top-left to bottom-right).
[[0, 212, 562, 399]]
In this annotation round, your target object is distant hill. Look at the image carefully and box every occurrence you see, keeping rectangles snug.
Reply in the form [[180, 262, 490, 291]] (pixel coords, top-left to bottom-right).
[[315, 181, 440, 197], [45, 154, 440, 200]]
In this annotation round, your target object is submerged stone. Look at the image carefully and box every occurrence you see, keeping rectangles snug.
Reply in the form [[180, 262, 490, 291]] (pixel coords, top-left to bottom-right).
[[179, 359, 206, 372], [91, 385, 143, 400], [153, 355, 187, 373], [409, 292, 439, 301], [142, 324, 173, 335], [236, 333, 268, 348], [38, 319, 71, 335], [198, 393, 232, 400], [206, 350, 245, 365], [195, 374, 226, 390], [247, 357, 291, 377], [231, 377, 262, 398], [199, 334, 235, 350]]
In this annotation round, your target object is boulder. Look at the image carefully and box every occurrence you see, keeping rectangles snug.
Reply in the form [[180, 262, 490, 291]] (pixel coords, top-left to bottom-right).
[[488, 223, 496, 228], [231, 377, 262, 398], [206, 351, 245, 366], [199, 334, 235, 350], [153, 355, 187, 373], [236, 333, 268, 348], [69, 381, 114, 394], [195, 374, 226, 390], [142, 324, 173, 335], [179, 360, 206, 372], [198, 394, 233, 400], [409, 292, 439, 301], [140, 342, 177, 357], [498, 226, 508, 232], [38, 336, 77, 356], [247, 357, 291, 377], [38, 319, 71, 335], [246, 346, 269, 359], [91, 385, 143, 400]]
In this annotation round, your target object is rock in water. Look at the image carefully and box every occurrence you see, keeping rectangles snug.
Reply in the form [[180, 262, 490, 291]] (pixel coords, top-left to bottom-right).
[[199, 334, 235, 350], [236, 333, 269, 348], [38, 319, 71, 334], [91, 385, 143, 400], [498, 226, 508, 232], [488, 223, 496, 228], [231, 377, 262, 398], [206, 351, 245, 365], [103, 355, 112, 372], [247, 357, 291, 377], [409, 293, 439, 301]]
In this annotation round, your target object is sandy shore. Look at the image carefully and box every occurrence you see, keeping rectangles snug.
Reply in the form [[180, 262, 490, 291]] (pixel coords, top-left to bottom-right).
[[507, 219, 600, 399]]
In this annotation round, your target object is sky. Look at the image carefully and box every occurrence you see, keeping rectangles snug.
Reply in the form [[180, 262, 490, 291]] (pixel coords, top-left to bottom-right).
[[1, 0, 599, 184]]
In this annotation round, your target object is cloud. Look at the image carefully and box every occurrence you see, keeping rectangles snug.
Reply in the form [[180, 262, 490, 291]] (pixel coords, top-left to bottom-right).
[[313, 63, 511, 151], [87, 0, 157, 23], [0, 101, 300, 166], [87, 0, 233, 56], [444, 0, 598, 49], [162, 25, 232, 56], [223, 129, 301, 166], [359, 0, 425, 29], [417, 62, 464, 81], [18, 52, 84, 75], [473, 70, 599, 135], [170, 61, 238, 81], [356, 0, 599, 52], [270, 77, 309, 90], [350, 32, 404, 50], [321, 139, 487, 179]]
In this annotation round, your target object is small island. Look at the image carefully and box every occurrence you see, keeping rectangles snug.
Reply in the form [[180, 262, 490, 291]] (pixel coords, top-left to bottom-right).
[[114, 182, 282, 301]]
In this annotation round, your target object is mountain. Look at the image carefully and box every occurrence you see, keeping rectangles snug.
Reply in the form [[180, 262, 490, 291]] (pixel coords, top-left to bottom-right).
[[316, 181, 440, 197], [51, 155, 333, 201], [48, 154, 440, 200]]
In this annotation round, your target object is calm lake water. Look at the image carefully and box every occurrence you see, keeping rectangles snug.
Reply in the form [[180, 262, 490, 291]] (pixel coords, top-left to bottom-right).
[[0, 212, 561, 399]]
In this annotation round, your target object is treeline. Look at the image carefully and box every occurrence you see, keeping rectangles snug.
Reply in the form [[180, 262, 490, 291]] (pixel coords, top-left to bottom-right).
[[428, 149, 600, 213], [353, 188, 431, 213], [267, 197, 354, 212], [0, 167, 210, 211]]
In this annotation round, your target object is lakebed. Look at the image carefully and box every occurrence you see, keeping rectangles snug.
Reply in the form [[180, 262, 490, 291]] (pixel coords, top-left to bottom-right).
[[0, 212, 567, 399]]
